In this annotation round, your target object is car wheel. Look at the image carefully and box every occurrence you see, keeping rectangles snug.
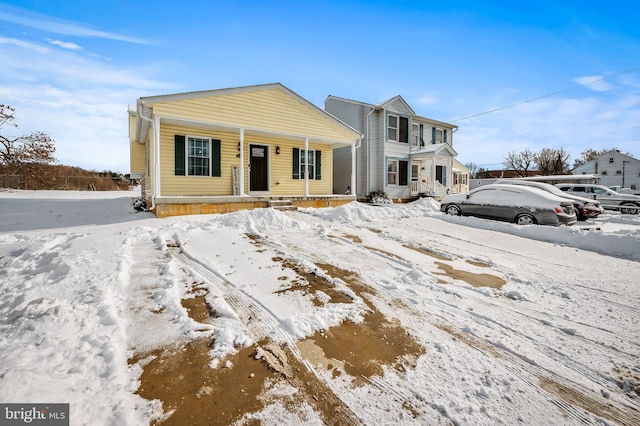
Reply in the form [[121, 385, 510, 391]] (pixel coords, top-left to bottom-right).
[[619, 202, 639, 215], [445, 204, 461, 216], [515, 213, 536, 225]]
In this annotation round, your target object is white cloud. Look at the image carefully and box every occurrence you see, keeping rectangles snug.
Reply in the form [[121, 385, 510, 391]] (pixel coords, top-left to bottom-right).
[[0, 36, 49, 53], [413, 94, 439, 107], [47, 39, 82, 51], [574, 75, 611, 92], [0, 36, 172, 173], [0, 5, 149, 45]]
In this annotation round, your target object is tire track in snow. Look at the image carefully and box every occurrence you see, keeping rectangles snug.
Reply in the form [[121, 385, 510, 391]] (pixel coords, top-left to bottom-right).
[[262, 216, 640, 425], [166, 240, 363, 425], [326, 222, 639, 390]]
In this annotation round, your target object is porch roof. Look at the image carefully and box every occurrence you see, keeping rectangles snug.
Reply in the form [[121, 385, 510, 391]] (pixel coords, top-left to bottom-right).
[[411, 143, 458, 157]]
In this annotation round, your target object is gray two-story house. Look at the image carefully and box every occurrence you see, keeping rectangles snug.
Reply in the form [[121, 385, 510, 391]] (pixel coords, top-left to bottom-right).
[[325, 95, 459, 200]]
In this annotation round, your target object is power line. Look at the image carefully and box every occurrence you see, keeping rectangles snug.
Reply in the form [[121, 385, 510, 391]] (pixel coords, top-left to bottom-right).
[[450, 65, 640, 123]]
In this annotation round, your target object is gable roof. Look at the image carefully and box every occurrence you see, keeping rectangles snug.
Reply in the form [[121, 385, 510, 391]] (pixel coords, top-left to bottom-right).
[[411, 143, 458, 157], [376, 95, 415, 115], [133, 83, 362, 146], [324, 94, 457, 129]]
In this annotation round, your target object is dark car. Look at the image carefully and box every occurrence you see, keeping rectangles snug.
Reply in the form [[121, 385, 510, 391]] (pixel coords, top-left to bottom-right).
[[494, 180, 603, 221], [440, 184, 577, 226]]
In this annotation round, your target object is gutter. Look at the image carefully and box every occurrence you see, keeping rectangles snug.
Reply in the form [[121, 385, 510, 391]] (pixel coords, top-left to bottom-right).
[[137, 100, 158, 212]]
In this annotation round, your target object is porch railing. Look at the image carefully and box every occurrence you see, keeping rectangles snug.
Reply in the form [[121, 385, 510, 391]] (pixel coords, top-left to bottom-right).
[[410, 181, 430, 196]]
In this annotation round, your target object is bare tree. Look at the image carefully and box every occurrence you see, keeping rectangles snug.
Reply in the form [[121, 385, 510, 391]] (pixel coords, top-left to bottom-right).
[[464, 161, 479, 178], [572, 147, 619, 169], [535, 147, 570, 175], [503, 148, 535, 177], [0, 104, 56, 187]]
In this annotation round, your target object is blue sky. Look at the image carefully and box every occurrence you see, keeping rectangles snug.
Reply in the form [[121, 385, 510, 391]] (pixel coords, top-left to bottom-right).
[[1, 0, 639, 174]]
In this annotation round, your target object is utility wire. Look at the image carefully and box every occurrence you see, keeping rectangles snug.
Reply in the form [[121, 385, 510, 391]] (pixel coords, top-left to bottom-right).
[[450, 65, 640, 123]]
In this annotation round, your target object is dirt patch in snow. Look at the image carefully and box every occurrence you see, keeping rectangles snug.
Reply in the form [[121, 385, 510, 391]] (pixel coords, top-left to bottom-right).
[[180, 284, 211, 323], [272, 257, 353, 306], [404, 244, 451, 261], [131, 240, 425, 424], [308, 262, 425, 385], [433, 261, 505, 289], [132, 294, 360, 425]]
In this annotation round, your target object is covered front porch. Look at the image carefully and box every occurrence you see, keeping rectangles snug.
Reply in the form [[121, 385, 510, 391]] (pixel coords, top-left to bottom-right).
[[409, 143, 458, 199]]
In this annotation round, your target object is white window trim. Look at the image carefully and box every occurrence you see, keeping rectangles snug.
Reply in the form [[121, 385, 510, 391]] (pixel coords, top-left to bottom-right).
[[387, 114, 399, 142], [187, 135, 212, 177], [387, 159, 399, 185], [299, 148, 315, 180], [434, 128, 444, 144]]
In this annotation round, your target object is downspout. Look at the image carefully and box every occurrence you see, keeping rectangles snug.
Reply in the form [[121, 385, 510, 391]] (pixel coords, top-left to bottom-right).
[[137, 101, 158, 211]]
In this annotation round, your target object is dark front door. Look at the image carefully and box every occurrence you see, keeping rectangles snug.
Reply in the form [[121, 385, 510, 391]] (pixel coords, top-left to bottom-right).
[[249, 145, 268, 191], [436, 165, 445, 185]]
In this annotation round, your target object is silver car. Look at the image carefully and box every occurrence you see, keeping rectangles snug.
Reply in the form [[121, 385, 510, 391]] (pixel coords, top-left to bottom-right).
[[440, 184, 577, 226], [555, 183, 640, 214]]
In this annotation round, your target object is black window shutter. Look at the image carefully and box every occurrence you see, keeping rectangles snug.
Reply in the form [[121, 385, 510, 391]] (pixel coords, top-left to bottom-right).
[[444, 130, 447, 144], [431, 127, 436, 144], [212, 139, 221, 177], [174, 135, 185, 175], [399, 117, 408, 143], [292, 148, 300, 179], [315, 150, 321, 180], [399, 160, 408, 186]]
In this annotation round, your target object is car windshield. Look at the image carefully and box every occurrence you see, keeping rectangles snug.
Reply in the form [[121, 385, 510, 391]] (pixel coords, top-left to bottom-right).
[[544, 185, 568, 197]]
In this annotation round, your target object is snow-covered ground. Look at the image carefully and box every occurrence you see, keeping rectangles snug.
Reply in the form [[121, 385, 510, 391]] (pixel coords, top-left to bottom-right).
[[1, 189, 639, 425]]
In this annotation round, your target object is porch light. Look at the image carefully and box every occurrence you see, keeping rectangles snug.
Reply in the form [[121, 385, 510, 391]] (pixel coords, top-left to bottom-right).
[[275, 145, 280, 155]]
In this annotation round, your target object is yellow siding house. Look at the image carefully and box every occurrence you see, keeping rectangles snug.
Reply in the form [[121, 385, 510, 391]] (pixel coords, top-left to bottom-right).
[[129, 83, 362, 217]]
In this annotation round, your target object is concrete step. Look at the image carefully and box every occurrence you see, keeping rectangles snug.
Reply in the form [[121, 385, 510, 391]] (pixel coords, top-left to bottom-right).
[[268, 199, 297, 211]]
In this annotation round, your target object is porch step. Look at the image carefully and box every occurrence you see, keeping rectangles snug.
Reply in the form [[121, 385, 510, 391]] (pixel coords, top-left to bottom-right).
[[268, 199, 297, 211]]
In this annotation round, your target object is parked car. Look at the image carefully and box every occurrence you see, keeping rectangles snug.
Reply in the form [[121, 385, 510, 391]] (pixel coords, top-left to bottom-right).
[[494, 180, 603, 221], [609, 185, 640, 196], [440, 184, 577, 226], [554, 183, 640, 214]]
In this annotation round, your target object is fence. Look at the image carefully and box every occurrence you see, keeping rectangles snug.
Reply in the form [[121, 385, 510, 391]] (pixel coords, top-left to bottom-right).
[[0, 175, 134, 191]]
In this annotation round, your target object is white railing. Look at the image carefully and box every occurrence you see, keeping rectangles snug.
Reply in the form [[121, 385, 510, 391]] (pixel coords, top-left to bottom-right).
[[434, 181, 448, 198], [410, 180, 449, 198], [410, 181, 430, 196]]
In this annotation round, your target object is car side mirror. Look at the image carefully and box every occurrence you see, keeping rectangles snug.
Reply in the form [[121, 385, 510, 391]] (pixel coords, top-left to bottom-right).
[[466, 194, 470, 199]]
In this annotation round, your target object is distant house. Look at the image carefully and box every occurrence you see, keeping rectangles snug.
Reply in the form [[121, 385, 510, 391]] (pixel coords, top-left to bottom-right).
[[129, 83, 362, 217], [325, 95, 458, 200], [572, 150, 640, 190], [451, 159, 470, 194]]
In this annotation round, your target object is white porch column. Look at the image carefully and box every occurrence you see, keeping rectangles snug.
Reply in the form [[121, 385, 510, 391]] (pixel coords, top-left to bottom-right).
[[431, 158, 437, 195], [448, 156, 453, 191], [154, 116, 161, 197], [351, 144, 357, 196], [304, 137, 309, 197], [239, 128, 245, 196]]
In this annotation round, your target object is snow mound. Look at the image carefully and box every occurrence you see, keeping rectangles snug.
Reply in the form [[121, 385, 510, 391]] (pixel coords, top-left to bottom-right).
[[300, 198, 440, 223]]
